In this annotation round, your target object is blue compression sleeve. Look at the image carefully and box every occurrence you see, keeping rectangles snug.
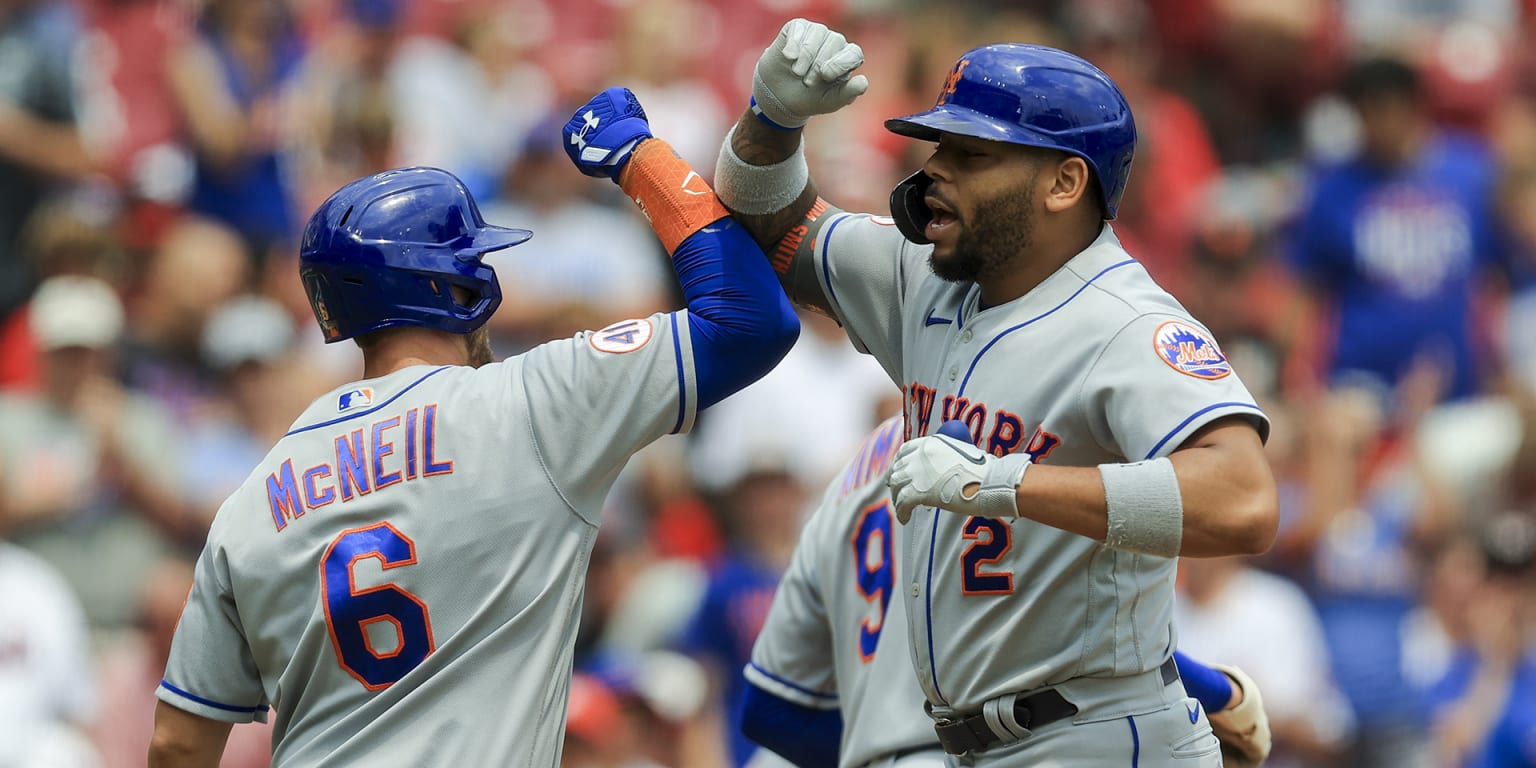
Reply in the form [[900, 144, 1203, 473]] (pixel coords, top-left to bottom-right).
[[739, 683, 842, 768], [672, 217, 799, 409], [1174, 651, 1234, 712]]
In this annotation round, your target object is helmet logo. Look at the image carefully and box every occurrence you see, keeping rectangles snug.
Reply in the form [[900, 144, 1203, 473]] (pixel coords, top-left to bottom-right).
[[937, 59, 971, 106]]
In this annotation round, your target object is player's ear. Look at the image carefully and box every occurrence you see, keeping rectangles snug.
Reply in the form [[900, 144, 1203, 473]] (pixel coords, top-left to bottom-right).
[[1042, 156, 1090, 214]]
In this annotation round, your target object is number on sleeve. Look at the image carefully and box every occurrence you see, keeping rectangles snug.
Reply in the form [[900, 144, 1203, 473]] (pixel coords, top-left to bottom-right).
[[321, 522, 435, 690], [960, 516, 1013, 594], [851, 501, 895, 662]]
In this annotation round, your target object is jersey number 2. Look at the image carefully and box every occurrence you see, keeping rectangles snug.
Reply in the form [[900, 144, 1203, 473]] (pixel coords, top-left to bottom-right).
[[961, 517, 1013, 594], [321, 523, 436, 690], [851, 501, 894, 662]]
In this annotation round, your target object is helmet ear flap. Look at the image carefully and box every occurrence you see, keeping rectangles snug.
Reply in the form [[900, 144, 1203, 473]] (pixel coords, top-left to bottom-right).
[[890, 171, 935, 245]]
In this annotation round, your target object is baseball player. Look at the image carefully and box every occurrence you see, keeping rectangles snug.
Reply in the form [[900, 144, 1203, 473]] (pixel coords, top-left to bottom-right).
[[712, 19, 1279, 766], [740, 417, 1271, 768], [147, 87, 799, 767]]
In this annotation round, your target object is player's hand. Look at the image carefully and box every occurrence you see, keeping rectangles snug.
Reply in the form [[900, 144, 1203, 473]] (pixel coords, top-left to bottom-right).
[[751, 18, 869, 130], [563, 86, 653, 182], [885, 423, 1029, 524], [1207, 663, 1272, 768]]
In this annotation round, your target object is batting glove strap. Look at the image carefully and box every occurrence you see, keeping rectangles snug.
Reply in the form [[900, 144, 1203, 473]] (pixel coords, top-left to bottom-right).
[[751, 18, 869, 131], [886, 435, 1028, 523], [972, 453, 1030, 519], [749, 95, 800, 132], [1207, 663, 1271, 767]]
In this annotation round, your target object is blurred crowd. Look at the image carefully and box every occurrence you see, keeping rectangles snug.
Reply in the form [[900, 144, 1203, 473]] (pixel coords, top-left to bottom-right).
[[4, 0, 1536, 766]]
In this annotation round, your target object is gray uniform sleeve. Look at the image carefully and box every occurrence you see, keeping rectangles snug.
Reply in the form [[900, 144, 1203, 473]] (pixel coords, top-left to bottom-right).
[[518, 311, 698, 519], [806, 213, 927, 384], [745, 495, 839, 710], [157, 541, 269, 724], [1081, 313, 1269, 461]]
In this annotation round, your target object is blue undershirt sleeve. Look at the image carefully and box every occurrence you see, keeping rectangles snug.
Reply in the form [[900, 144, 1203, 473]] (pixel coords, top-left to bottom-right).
[[739, 682, 842, 768], [1174, 650, 1235, 713], [672, 217, 799, 409]]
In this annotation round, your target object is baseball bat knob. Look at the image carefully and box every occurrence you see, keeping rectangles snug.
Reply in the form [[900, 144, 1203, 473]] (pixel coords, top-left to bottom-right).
[[936, 419, 975, 445]]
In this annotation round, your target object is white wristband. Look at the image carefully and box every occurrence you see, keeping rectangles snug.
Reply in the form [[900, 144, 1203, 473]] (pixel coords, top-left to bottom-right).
[[1099, 458, 1184, 557], [714, 127, 809, 216]]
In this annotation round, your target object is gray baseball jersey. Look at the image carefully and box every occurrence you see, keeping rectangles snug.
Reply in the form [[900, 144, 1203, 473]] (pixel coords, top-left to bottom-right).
[[158, 312, 698, 766], [747, 415, 943, 768], [789, 214, 1267, 718]]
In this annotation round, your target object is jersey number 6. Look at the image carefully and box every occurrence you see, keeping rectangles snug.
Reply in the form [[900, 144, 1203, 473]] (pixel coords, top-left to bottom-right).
[[322, 522, 436, 690]]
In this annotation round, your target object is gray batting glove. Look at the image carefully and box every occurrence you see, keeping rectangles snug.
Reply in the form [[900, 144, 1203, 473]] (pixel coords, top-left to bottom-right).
[[752, 18, 869, 129], [885, 435, 1030, 524]]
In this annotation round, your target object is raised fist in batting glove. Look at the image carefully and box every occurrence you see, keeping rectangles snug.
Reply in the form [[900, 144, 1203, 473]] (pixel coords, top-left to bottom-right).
[[885, 423, 1031, 524], [564, 86, 652, 182], [751, 18, 869, 130]]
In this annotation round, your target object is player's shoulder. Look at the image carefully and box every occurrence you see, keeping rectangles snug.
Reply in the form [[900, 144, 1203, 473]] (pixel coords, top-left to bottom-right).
[[818, 208, 922, 257], [1065, 227, 1192, 325]]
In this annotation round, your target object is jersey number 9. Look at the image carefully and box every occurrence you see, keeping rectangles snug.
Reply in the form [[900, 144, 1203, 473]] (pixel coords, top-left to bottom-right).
[[852, 501, 895, 662], [322, 522, 437, 690]]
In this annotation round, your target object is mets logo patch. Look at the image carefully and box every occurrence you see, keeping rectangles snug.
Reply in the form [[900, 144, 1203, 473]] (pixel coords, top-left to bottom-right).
[[590, 319, 653, 354], [1153, 321, 1231, 380], [337, 387, 374, 412]]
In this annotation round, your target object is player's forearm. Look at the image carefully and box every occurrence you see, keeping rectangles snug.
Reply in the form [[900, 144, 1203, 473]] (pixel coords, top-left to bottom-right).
[[719, 113, 822, 253], [1013, 424, 1277, 557], [620, 139, 800, 408], [148, 703, 232, 768]]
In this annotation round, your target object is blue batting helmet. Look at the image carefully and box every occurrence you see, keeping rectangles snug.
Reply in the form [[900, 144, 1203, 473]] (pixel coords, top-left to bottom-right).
[[885, 44, 1137, 219], [299, 167, 532, 343]]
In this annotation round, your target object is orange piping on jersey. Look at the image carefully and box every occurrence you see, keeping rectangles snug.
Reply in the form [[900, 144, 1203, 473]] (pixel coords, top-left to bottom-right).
[[858, 420, 903, 489], [617, 139, 728, 255], [266, 459, 304, 532], [850, 501, 893, 664], [986, 410, 1025, 457], [904, 383, 937, 438], [303, 463, 336, 510], [1023, 425, 1063, 462], [335, 429, 372, 501], [404, 408, 418, 480], [960, 517, 1015, 596], [421, 404, 453, 476], [372, 416, 404, 490], [322, 522, 436, 692], [360, 615, 408, 659], [940, 396, 971, 425]]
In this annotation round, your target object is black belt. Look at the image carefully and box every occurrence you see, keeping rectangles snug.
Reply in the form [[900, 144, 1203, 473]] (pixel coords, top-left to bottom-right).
[[932, 656, 1180, 755]]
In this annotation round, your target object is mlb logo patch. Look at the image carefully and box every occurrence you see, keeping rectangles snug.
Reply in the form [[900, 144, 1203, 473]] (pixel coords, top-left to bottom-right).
[[1153, 321, 1231, 380], [338, 387, 374, 412]]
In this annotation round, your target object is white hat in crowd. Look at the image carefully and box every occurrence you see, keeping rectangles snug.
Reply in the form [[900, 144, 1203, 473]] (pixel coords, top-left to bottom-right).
[[29, 275, 124, 351], [201, 295, 295, 372]]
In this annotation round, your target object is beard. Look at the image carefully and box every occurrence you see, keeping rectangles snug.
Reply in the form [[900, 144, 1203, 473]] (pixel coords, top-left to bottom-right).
[[466, 325, 495, 368], [929, 181, 1036, 284]]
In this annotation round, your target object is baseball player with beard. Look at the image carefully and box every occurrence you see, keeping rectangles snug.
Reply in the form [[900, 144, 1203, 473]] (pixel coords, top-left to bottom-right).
[[713, 19, 1279, 767], [147, 87, 798, 767], [740, 417, 1272, 768]]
